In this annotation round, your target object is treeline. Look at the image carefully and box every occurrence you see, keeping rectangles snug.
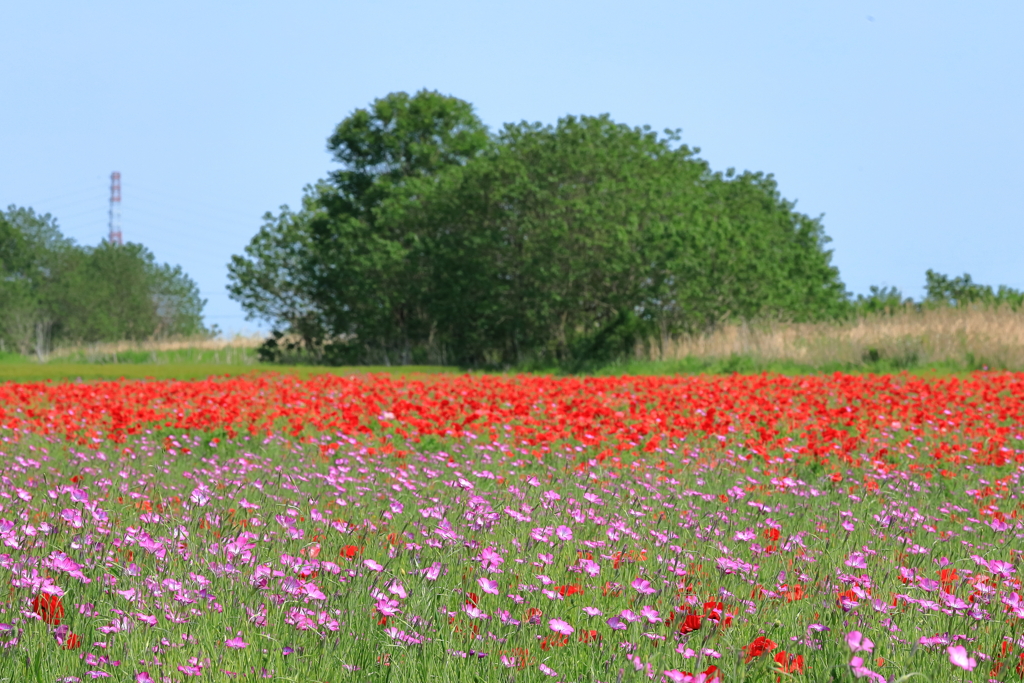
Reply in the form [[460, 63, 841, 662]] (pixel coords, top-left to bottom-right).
[[0, 205, 208, 359], [229, 90, 850, 367], [228, 90, 1021, 368], [853, 270, 1023, 315]]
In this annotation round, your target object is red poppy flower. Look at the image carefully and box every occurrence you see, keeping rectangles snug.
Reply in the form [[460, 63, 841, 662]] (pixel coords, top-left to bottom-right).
[[540, 633, 569, 650], [62, 633, 82, 650], [679, 614, 703, 634], [744, 636, 777, 663], [774, 650, 804, 673], [32, 593, 65, 626]]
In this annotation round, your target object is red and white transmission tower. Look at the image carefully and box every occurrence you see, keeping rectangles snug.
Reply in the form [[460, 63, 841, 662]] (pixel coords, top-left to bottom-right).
[[108, 171, 123, 245]]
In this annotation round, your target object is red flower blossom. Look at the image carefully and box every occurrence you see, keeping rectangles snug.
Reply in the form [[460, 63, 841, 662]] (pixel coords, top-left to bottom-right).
[[62, 633, 82, 650], [744, 636, 777, 663], [32, 593, 65, 625], [679, 614, 703, 634], [774, 650, 804, 673]]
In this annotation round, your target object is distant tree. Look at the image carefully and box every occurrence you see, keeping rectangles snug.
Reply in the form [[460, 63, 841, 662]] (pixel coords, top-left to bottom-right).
[[0, 205, 208, 356], [924, 269, 1024, 309], [853, 285, 912, 316]]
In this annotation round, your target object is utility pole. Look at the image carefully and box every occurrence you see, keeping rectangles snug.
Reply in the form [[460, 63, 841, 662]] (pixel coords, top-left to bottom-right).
[[108, 171, 122, 245]]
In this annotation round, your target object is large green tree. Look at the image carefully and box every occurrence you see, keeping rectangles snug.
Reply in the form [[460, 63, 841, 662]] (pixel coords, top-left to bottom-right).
[[228, 92, 849, 367], [229, 89, 490, 364]]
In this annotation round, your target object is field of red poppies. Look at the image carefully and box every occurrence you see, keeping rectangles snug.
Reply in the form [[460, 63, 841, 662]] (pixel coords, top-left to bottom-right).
[[1, 372, 1022, 682]]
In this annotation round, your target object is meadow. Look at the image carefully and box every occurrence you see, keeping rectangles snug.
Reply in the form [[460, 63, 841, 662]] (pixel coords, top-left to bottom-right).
[[0, 372, 1022, 682]]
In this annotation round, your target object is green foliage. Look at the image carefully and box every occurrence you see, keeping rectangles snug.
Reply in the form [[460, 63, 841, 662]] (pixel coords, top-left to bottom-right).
[[924, 269, 1024, 309], [0, 205, 208, 357], [852, 285, 912, 316], [228, 91, 850, 368]]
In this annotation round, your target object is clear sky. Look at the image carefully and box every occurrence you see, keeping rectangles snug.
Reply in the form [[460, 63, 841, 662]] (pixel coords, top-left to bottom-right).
[[3, 1, 1022, 333]]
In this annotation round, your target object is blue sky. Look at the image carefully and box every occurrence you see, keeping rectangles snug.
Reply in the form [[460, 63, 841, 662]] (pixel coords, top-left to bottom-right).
[[2, 1, 1022, 333]]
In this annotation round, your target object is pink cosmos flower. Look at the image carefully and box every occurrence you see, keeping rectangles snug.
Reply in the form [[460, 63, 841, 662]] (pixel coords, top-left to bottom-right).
[[849, 656, 885, 682], [640, 605, 661, 623], [462, 604, 488, 620], [947, 645, 976, 671], [555, 525, 573, 541], [477, 577, 499, 595], [375, 599, 401, 617], [846, 631, 874, 653], [606, 615, 627, 630], [844, 552, 868, 570], [225, 635, 247, 649], [548, 618, 573, 635], [631, 577, 656, 595], [989, 560, 1015, 579], [479, 547, 504, 572]]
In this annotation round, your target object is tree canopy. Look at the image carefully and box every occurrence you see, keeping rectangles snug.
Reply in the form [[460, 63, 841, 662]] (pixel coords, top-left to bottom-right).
[[0, 206, 208, 358], [228, 90, 850, 367]]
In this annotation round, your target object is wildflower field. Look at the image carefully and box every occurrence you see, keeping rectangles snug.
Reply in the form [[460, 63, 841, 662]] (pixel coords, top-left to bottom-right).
[[1, 372, 1023, 683]]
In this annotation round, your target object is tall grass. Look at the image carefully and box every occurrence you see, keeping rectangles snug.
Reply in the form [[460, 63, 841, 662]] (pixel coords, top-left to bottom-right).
[[44, 334, 264, 365], [643, 305, 1024, 371]]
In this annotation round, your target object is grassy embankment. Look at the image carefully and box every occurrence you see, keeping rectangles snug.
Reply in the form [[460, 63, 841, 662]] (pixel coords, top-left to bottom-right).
[[2, 306, 1023, 381]]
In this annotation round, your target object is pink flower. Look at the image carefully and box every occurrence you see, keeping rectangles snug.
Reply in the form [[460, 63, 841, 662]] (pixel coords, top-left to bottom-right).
[[479, 547, 504, 572], [363, 559, 383, 572], [424, 562, 442, 581], [846, 631, 874, 653], [477, 577, 499, 595], [631, 577, 656, 595], [849, 656, 885, 682], [947, 645, 976, 671], [135, 674, 154, 683], [989, 560, 1015, 579], [375, 599, 401, 616], [539, 663, 558, 677], [548, 618, 574, 635], [636, 607, 659, 624], [582, 606, 603, 616], [225, 634, 248, 649], [462, 604, 488, 620], [555, 525, 573, 541], [844, 552, 868, 570]]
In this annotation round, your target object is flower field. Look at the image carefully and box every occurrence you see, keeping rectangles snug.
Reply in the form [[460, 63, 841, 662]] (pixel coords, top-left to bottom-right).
[[1, 372, 1023, 682]]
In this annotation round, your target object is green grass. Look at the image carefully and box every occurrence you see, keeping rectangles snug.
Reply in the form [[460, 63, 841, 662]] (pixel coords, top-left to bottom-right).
[[0, 363, 454, 382], [584, 354, 985, 378], [0, 348, 990, 383], [48, 346, 260, 365]]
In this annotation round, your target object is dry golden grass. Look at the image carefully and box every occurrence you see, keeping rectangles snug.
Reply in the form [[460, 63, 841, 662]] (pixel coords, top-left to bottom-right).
[[45, 334, 264, 364], [646, 306, 1024, 369]]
